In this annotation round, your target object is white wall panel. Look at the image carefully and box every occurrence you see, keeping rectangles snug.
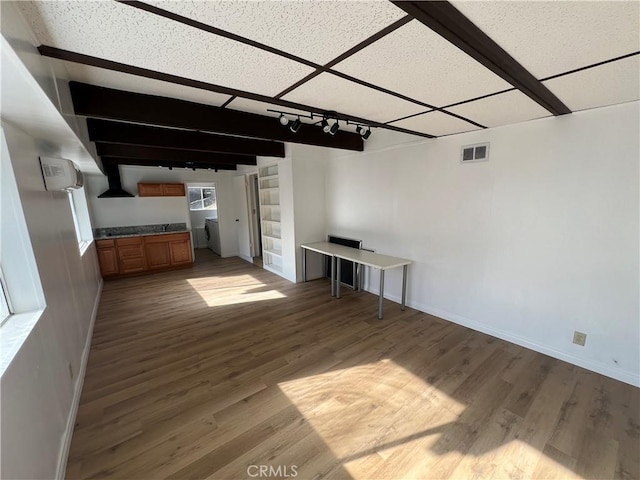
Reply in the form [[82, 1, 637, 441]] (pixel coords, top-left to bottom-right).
[[326, 102, 640, 386]]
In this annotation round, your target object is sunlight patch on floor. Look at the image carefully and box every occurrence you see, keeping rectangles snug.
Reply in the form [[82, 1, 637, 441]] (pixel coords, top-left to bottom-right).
[[186, 275, 287, 307], [278, 359, 581, 479], [278, 359, 463, 476]]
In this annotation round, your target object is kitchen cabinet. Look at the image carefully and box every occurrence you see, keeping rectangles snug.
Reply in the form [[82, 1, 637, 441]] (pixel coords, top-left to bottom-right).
[[116, 237, 146, 274], [145, 242, 171, 269], [138, 183, 185, 197], [96, 232, 192, 278], [169, 238, 192, 265], [96, 239, 118, 277]]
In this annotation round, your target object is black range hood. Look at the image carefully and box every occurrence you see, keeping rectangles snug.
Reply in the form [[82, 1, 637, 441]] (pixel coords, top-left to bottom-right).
[[98, 162, 134, 198]]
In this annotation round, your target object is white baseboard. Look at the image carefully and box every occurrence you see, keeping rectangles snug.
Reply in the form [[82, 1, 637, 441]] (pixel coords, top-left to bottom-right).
[[238, 254, 253, 264], [368, 287, 639, 388], [56, 279, 103, 480]]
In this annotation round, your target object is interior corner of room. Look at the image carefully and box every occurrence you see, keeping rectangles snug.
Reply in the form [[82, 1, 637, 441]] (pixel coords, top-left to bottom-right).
[[1, 0, 638, 479]]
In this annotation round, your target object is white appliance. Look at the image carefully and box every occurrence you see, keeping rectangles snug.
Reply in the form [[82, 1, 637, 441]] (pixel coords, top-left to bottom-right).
[[204, 218, 221, 255], [39, 157, 84, 191]]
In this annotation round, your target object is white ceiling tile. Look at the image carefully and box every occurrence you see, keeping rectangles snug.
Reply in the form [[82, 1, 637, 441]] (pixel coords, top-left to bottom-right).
[[390, 111, 481, 137], [145, 0, 407, 65], [17, 1, 313, 97], [452, 0, 640, 79], [448, 90, 551, 128], [333, 20, 512, 108], [61, 62, 231, 107], [543, 56, 640, 112], [281, 72, 427, 124]]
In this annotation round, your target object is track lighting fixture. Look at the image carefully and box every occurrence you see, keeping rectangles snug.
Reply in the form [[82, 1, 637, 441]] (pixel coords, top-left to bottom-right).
[[290, 118, 302, 133], [269, 108, 372, 139], [321, 118, 330, 133], [168, 166, 173, 170], [355, 124, 372, 140]]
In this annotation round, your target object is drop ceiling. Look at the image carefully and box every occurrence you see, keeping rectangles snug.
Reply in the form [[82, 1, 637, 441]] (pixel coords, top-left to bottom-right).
[[16, 0, 640, 140]]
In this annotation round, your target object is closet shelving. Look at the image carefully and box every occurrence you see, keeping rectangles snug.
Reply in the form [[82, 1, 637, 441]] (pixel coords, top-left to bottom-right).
[[258, 164, 282, 273]]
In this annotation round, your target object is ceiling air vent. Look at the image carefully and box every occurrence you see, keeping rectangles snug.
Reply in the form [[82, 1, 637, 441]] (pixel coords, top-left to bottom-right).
[[461, 143, 489, 163]]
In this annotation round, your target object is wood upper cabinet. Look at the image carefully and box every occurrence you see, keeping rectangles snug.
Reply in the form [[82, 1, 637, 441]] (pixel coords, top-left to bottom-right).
[[138, 183, 185, 197], [162, 184, 186, 196]]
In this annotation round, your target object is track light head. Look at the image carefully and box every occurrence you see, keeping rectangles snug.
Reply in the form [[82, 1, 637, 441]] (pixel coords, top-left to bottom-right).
[[279, 113, 289, 126], [290, 118, 302, 133], [329, 121, 339, 136], [168, 166, 173, 170], [362, 128, 372, 140], [321, 118, 330, 133], [356, 126, 363, 135]]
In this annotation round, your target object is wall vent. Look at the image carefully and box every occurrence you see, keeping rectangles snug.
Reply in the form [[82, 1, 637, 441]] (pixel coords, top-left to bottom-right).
[[461, 143, 489, 163]]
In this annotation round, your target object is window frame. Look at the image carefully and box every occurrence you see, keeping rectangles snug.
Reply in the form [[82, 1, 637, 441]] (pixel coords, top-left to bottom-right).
[[0, 268, 12, 326], [68, 187, 92, 255], [188, 186, 217, 212]]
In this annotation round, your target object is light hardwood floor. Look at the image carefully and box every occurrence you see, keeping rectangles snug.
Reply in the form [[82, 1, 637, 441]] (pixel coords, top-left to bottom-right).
[[66, 249, 639, 480]]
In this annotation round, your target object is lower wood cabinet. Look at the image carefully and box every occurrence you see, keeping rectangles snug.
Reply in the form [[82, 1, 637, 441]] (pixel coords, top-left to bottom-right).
[[116, 237, 146, 274], [97, 244, 118, 276], [145, 242, 171, 269], [170, 239, 192, 265], [96, 232, 192, 278]]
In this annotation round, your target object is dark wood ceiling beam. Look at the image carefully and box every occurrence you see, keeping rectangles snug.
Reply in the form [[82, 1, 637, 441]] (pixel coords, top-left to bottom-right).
[[39, 46, 433, 139], [69, 81, 369, 149], [391, 1, 571, 116], [96, 143, 257, 165], [101, 157, 237, 170], [87, 119, 285, 157]]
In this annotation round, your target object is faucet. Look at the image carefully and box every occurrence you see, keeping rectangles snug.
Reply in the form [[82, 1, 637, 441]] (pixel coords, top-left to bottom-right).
[[162, 224, 170, 232]]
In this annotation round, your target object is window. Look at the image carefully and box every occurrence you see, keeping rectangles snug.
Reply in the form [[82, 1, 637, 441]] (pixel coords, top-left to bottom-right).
[[0, 271, 11, 325], [188, 186, 216, 211], [68, 187, 93, 254]]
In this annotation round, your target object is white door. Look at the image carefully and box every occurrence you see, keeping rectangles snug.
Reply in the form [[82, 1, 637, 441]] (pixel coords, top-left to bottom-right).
[[233, 175, 252, 261]]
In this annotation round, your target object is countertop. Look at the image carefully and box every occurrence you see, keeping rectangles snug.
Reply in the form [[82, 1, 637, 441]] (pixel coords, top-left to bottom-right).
[[94, 230, 190, 240], [94, 223, 189, 240]]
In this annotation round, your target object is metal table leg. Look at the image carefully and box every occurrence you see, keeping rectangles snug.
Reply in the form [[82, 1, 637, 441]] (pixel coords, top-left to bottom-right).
[[378, 269, 385, 319], [401, 264, 408, 311], [302, 248, 307, 282], [330, 256, 335, 297], [336, 258, 341, 299]]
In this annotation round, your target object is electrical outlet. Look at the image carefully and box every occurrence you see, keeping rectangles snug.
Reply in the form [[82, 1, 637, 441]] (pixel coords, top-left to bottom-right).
[[573, 331, 587, 346]]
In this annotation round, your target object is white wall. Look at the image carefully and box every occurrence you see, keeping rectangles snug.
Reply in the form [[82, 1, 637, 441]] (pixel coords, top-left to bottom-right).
[[0, 122, 102, 479], [324, 102, 639, 386], [85, 167, 239, 258], [291, 145, 328, 282]]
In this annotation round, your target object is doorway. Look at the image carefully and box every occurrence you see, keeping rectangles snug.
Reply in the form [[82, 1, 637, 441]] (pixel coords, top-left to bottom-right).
[[247, 174, 262, 263]]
